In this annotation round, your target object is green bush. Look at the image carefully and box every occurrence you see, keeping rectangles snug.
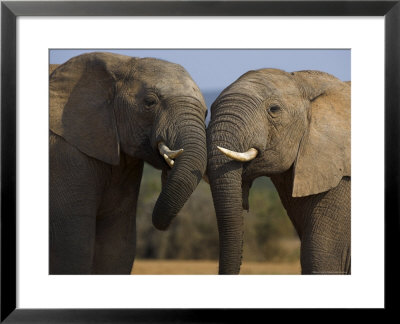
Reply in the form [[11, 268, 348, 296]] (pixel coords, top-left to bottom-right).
[[244, 177, 299, 261]]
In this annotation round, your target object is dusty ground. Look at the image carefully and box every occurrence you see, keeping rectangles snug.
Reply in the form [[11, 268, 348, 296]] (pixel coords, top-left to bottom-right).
[[131, 259, 301, 275]]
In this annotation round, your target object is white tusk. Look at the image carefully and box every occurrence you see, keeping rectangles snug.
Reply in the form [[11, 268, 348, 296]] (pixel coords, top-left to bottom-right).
[[158, 142, 184, 168], [158, 142, 184, 159], [217, 146, 258, 162], [163, 154, 175, 168]]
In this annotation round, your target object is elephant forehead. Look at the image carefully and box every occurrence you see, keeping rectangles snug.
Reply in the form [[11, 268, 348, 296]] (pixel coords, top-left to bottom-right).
[[135, 58, 191, 84], [221, 73, 300, 101], [134, 59, 206, 107], [244, 71, 297, 91], [155, 78, 206, 107], [155, 77, 200, 94]]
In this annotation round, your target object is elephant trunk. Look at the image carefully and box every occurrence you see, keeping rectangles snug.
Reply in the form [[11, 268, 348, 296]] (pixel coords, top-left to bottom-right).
[[152, 107, 207, 231], [211, 166, 244, 274], [207, 122, 247, 274]]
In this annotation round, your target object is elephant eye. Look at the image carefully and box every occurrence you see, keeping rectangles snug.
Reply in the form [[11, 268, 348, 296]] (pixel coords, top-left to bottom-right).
[[144, 96, 158, 108], [268, 105, 281, 114]]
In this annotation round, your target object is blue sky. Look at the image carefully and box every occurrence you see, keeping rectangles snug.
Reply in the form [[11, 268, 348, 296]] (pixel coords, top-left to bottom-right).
[[50, 49, 350, 123], [50, 49, 350, 91]]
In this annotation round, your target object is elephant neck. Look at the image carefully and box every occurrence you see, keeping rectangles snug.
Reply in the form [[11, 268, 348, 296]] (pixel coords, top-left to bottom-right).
[[271, 168, 349, 241], [270, 168, 312, 239], [97, 155, 144, 222]]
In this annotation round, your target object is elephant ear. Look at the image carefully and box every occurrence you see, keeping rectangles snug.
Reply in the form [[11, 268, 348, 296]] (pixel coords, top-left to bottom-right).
[[50, 52, 127, 165], [49, 64, 59, 76], [291, 71, 351, 197]]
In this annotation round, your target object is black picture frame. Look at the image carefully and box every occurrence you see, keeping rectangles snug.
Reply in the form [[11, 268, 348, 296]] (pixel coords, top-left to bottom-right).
[[1, 0, 398, 322]]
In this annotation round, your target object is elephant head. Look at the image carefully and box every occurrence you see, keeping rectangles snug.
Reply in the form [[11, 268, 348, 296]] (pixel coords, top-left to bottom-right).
[[50, 52, 207, 230], [207, 69, 350, 274]]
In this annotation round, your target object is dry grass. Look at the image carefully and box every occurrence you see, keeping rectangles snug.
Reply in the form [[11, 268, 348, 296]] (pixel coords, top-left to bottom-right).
[[131, 259, 301, 275]]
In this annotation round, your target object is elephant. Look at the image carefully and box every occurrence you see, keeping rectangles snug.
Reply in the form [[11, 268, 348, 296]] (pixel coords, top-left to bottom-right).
[[49, 52, 207, 274], [50, 64, 59, 75], [207, 69, 351, 275]]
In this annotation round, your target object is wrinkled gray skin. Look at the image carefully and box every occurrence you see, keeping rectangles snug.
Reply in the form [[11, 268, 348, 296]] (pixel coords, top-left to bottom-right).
[[207, 69, 351, 274], [50, 53, 207, 274]]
